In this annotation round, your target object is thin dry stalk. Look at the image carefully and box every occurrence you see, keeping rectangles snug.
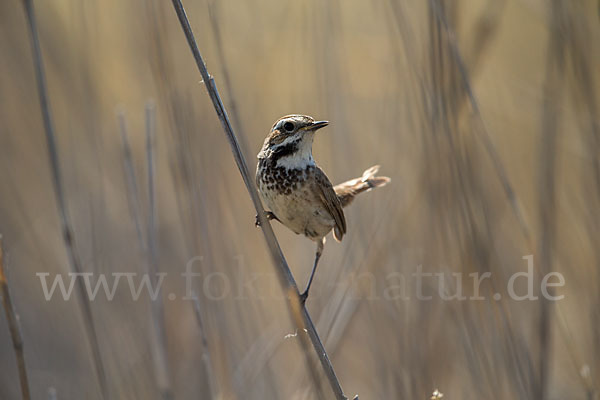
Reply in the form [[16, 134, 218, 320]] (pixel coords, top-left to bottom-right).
[[536, 1, 566, 397], [142, 5, 222, 392], [557, 7, 600, 394], [190, 292, 219, 397], [118, 108, 174, 399], [464, 0, 505, 77], [422, 3, 538, 398], [118, 112, 146, 249], [0, 238, 31, 400], [207, 0, 250, 157], [21, 0, 108, 397], [169, 1, 352, 398], [429, 0, 532, 246], [167, 120, 220, 398], [145, 103, 174, 400], [146, 103, 159, 280]]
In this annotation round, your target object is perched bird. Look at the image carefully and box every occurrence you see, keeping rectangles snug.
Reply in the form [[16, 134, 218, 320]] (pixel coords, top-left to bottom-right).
[[256, 115, 390, 302]]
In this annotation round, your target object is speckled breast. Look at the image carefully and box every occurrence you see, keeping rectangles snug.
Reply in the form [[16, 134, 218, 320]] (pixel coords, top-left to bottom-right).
[[256, 161, 335, 240], [257, 160, 312, 195]]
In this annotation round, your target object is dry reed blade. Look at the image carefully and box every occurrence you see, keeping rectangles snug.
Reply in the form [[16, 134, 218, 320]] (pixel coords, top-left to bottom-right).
[[429, 0, 532, 246], [0, 237, 31, 400], [119, 107, 175, 399], [536, 2, 566, 397], [21, 0, 108, 397], [145, 102, 174, 400], [422, 2, 539, 398], [118, 112, 146, 250], [167, 122, 221, 398], [206, 0, 250, 158], [169, 1, 351, 398], [190, 292, 219, 398], [143, 4, 222, 393]]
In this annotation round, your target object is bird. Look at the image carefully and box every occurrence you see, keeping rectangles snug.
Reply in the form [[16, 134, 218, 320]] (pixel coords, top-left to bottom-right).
[[255, 114, 390, 302]]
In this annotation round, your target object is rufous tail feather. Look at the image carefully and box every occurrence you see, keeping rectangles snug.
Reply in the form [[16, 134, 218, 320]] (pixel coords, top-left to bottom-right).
[[334, 165, 390, 208]]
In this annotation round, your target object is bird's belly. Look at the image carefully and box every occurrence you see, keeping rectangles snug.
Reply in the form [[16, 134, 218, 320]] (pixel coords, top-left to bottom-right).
[[260, 188, 334, 240]]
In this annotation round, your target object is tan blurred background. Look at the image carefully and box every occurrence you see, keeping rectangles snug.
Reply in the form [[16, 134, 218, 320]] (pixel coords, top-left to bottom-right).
[[0, 0, 599, 399]]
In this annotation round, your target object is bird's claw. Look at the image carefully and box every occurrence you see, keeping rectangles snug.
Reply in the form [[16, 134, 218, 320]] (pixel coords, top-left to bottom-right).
[[255, 211, 277, 227]]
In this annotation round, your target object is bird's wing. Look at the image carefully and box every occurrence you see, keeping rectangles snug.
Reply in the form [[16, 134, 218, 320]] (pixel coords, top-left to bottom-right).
[[313, 167, 346, 241]]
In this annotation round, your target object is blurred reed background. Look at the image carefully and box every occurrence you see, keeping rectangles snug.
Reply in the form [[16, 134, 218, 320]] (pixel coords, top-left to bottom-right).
[[0, 0, 599, 399]]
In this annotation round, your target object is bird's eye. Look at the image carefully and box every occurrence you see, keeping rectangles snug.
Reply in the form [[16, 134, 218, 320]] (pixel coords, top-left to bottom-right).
[[283, 122, 295, 132]]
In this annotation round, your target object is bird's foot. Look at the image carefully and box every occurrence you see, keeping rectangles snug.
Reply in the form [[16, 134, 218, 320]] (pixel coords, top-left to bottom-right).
[[255, 211, 278, 227]]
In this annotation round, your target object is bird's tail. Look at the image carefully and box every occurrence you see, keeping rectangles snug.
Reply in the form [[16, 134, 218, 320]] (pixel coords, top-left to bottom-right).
[[334, 165, 390, 208]]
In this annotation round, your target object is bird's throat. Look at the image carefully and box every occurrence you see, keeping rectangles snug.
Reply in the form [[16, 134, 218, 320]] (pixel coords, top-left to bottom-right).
[[274, 135, 315, 169]]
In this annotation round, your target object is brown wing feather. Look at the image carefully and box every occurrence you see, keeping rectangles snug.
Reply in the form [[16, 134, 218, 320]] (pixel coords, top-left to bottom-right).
[[313, 167, 346, 241]]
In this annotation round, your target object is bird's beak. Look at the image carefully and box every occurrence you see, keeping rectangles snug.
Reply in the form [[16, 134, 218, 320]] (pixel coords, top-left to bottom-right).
[[309, 121, 329, 131]]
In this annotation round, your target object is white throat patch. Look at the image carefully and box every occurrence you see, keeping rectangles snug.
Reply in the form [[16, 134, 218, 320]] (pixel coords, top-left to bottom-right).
[[276, 133, 315, 169]]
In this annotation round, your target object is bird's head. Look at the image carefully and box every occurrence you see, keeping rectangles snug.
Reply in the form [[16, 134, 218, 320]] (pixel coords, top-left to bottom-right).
[[257, 115, 328, 168]]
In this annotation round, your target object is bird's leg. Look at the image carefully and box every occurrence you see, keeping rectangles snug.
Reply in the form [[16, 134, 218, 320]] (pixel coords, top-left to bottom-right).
[[300, 238, 325, 303], [255, 211, 279, 227]]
